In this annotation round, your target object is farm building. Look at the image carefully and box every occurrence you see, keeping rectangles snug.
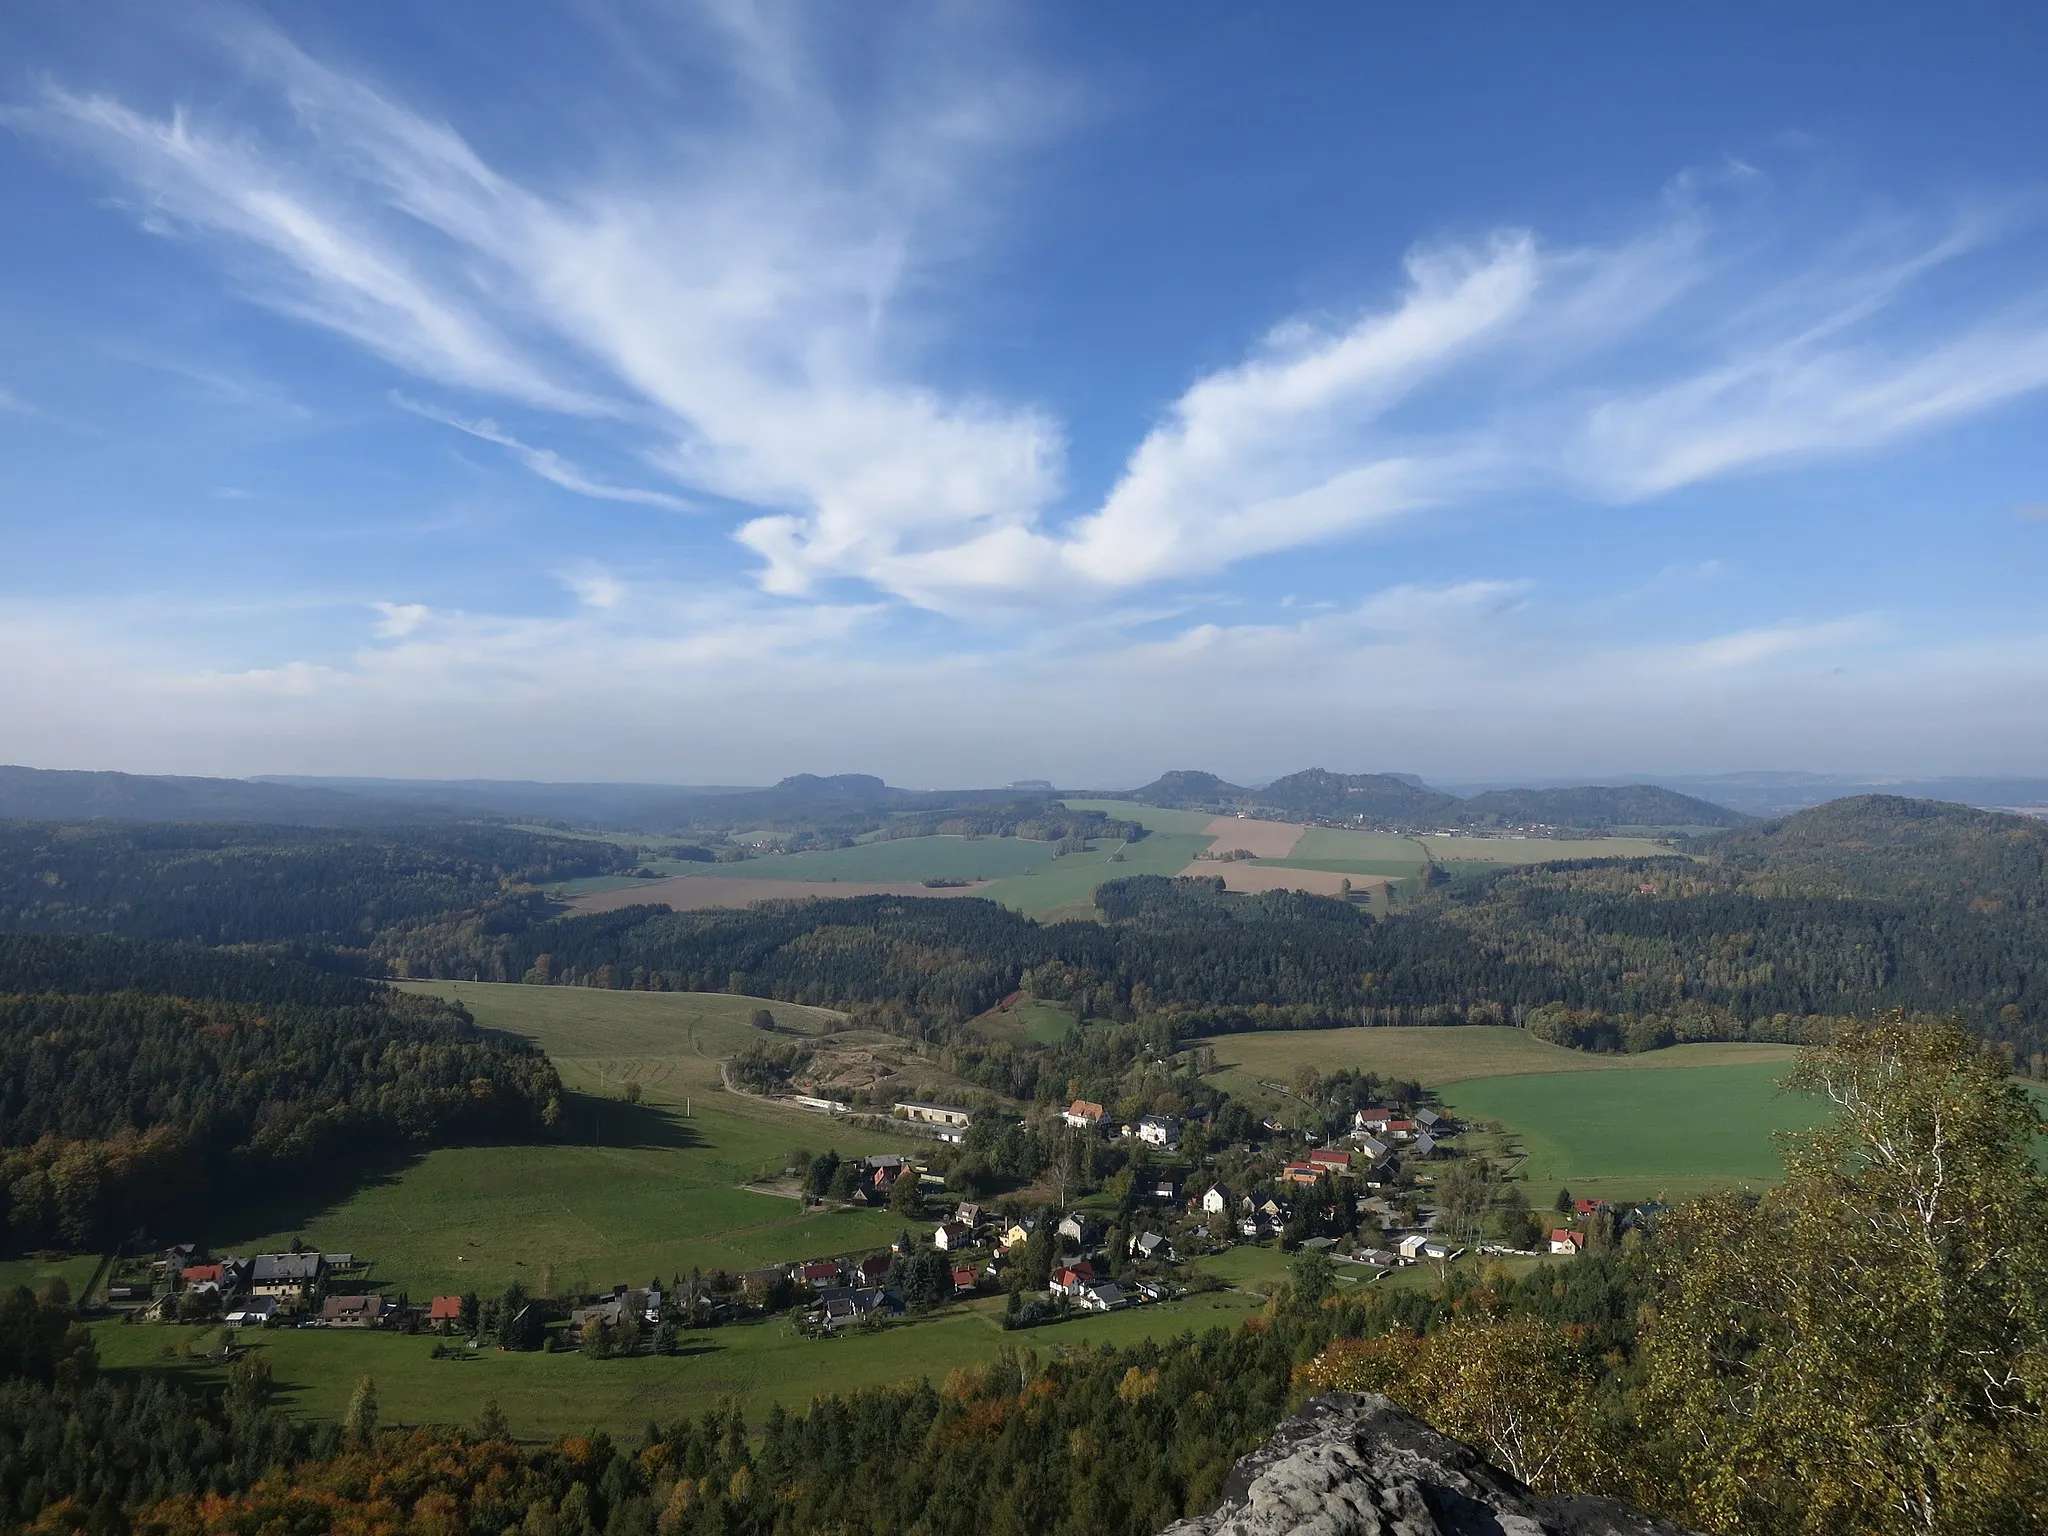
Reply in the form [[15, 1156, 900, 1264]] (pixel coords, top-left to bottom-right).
[[894, 1101, 973, 1129]]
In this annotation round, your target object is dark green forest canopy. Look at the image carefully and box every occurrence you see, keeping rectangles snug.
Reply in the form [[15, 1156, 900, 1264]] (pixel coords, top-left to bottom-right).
[[433, 798, 2048, 1055], [0, 821, 630, 948], [0, 935, 561, 1250]]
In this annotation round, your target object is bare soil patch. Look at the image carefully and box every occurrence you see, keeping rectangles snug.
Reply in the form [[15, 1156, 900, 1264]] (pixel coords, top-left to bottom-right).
[[1195, 815, 1306, 859], [569, 877, 994, 914]]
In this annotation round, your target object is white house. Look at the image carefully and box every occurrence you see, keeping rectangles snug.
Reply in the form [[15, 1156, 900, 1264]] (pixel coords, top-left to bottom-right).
[[934, 1220, 973, 1252], [1130, 1231, 1169, 1262], [1056, 1213, 1100, 1248], [1200, 1184, 1233, 1215], [1136, 1114, 1180, 1149], [1062, 1099, 1109, 1130], [1076, 1281, 1129, 1312]]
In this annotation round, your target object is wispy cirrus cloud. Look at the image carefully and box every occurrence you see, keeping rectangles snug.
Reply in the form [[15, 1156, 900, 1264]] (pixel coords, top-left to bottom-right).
[[15, 4, 2048, 629]]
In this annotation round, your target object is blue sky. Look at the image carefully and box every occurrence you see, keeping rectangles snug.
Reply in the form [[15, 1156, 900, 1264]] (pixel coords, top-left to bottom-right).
[[3, 1, 2046, 786]]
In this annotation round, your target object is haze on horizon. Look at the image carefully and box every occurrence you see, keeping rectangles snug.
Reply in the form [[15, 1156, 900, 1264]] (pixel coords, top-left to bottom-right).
[[3, 2, 2045, 787]]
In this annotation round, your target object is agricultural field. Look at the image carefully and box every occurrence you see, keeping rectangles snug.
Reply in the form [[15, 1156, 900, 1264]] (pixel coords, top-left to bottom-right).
[[1444, 1061, 1822, 1202], [1201, 1027, 1810, 1201], [1060, 800, 1225, 837], [1416, 832, 1676, 864], [976, 831, 1213, 918], [965, 996, 1081, 1045], [692, 836, 1056, 883], [96, 1289, 1265, 1441], [1286, 827, 1431, 870], [1200, 1025, 1799, 1093], [214, 984, 927, 1299], [0, 1253, 101, 1299]]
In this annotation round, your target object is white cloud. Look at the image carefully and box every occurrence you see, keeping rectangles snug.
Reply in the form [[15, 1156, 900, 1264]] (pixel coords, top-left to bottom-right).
[[20, 15, 2048, 625], [394, 396, 700, 511], [370, 601, 429, 638]]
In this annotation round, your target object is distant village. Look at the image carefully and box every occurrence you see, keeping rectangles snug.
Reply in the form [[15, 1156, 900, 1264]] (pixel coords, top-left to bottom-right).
[[102, 1090, 1657, 1354]]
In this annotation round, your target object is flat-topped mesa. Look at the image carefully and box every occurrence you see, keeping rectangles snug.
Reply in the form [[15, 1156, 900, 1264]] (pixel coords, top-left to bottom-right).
[[1161, 1393, 1698, 1536]]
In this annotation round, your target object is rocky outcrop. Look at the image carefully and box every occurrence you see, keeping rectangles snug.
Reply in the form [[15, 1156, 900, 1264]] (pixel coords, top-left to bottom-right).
[[1162, 1393, 1700, 1536]]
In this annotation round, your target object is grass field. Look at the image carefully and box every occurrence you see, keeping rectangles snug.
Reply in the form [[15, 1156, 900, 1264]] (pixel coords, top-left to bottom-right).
[[1416, 833, 1676, 864], [1060, 800, 1225, 837], [977, 831, 1212, 918], [1288, 828, 1430, 867], [691, 836, 1056, 883], [965, 997, 1079, 1045], [210, 985, 928, 1299], [1200, 1026, 1799, 1091], [0, 1253, 101, 1298], [96, 1289, 1265, 1440], [1444, 1062, 1821, 1201]]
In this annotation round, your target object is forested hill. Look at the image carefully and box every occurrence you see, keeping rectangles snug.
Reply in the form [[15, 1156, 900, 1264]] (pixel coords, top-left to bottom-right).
[[412, 857, 2048, 1056], [0, 821, 630, 949], [0, 934, 561, 1250], [1124, 767, 1747, 828], [1693, 794, 2048, 906], [0, 763, 457, 824]]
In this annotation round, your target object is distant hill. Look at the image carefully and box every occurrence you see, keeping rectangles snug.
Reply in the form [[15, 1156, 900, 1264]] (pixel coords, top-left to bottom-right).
[[1696, 795, 2048, 908], [1254, 769, 1464, 823], [1120, 767, 1745, 830], [1130, 770, 1246, 807], [1460, 784, 1748, 829], [0, 765, 455, 826]]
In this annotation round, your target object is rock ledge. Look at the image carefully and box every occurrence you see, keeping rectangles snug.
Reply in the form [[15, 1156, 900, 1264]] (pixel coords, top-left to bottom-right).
[[1161, 1393, 1699, 1536]]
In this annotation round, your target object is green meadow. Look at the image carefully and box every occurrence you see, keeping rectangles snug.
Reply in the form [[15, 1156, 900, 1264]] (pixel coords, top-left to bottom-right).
[[690, 835, 1056, 884], [213, 985, 925, 1299], [1442, 1061, 1821, 1201], [95, 1290, 1265, 1441]]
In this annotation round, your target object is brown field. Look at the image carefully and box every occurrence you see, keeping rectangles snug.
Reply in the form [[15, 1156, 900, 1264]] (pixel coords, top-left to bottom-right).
[[1197, 815, 1305, 858], [570, 877, 994, 913], [1175, 861, 1390, 898]]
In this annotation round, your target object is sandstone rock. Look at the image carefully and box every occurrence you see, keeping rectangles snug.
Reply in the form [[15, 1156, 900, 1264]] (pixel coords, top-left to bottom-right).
[[1161, 1393, 1699, 1536]]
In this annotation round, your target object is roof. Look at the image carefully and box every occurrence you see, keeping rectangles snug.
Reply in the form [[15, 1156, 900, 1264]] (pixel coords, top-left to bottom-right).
[[1066, 1099, 1107, 1119], [896, 1100, 971, 1115], [428, 1295, 465, 1319], [320, 1293, 383, 1318], [250, 1253, 321, 1283], [181, 1263, 225, 1283], [1308, 1149, 1352, 1166]]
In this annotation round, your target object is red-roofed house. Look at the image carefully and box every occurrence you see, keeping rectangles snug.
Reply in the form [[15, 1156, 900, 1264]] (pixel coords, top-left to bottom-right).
[[1549, 1230, 1587, 1256], [1062, 1099, 1109, 1130], [1573, 1199, 1610, 1217], [952, 1265, 979, 1295], [800, 1260, 842, 1286], [1307, 1149, 1352, 1171], [428, 1295, 465, 1325], [179, 1263, 226, 1289], [1051, 1260, 1097, 1296], [1282, 1161, 1331, 1187], [857, 1253, 893, 1285]]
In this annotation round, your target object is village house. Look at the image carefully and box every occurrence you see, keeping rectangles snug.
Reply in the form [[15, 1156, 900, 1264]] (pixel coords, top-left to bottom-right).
[[857, 1253, 893, 1285], [934, 1220, 974, 1252], [178, 1262, 231, 1296], [1076, 1280, 1129, 1312], [1200, 1183, 1233, 1215], [1050, 1260, 1098, 1297], [1550, 1229, 1588, 1256], [428, 1295, 465, 1328], [1353, 1131, 1391, 1160], [1356, 1248, 1400, 1268], [953, 1202, 986, 1229], [1001, 1220, 1037, 1252], [318, 1293, 388, 1327], [1061, 1099, 1108, 1130], [819, 1287, 893, 1332], [1409, 1133, 1439, 1159], [1146, 1174, 1182, 1205], [1308, 1149, 1353, 1173], [1056, 1213, 1100, 1248], [951, 1264, 979, 1296], [1130, 1231, 1170, 1262], [225, 1296, 279, 1327], [1573, 1198, 1611, 1217], [248, 1252, 322, 1302], [1136, 1114, 1180, 1149], [1283, 1160, 1336, 1187], [1398, 1234, 1452, 1262], [800, 1260, 842, 1287], [895, 1101, 973, 1130]]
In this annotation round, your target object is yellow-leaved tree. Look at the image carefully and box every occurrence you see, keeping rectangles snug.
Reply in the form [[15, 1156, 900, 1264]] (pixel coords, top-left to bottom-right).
[[1638, 1015, 2048, 1536]]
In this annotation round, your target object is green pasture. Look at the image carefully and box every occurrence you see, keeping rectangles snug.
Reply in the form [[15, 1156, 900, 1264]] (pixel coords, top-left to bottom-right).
[[1442, 1061, 1822, 1201], [1288, 828, 1427, 866], [978, 832, 1212, 918], [688, 835, 1056, 884], [966, 998, 1080, 1046], [1059, 800, 1225, 837], [208, 984, 925, 1298], [97, 1289, 1263, 1441], [1200, 1026, 1799, 1094], [0, 1253, 101, 1299], [1416, 833, 1674, 864]]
